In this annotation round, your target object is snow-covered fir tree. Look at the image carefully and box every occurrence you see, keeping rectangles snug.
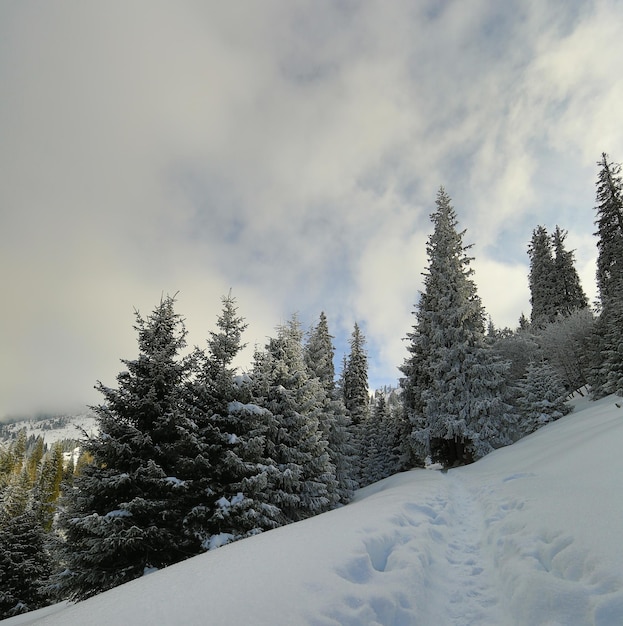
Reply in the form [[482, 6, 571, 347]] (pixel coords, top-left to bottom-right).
[[304, 312, 358, 501], [0, 508, 52, 619], [551, 226, 589, 316], [251, 316, 338, 523], [359, 393, 393, 486], [341, 323, 371, 479], [538, 309, 594, 393], [589, 153, 623, 397], [516, 361, 571, 435], [401, 188, 515, 466], [53, 296, 206, 601], [34, 443, 64, 531], [364, 389, 413, 485], [594, 153, 623, 302], [528, 225, 558, 326], [0, 441, 54, 620], [342, 323, 370, 426], [189, 293, 282, 549]]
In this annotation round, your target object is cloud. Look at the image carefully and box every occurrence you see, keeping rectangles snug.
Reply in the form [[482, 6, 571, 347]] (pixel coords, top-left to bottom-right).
[[1, 0, 622, 417]]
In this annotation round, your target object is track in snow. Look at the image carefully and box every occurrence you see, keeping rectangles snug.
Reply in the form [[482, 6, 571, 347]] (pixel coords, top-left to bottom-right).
[[316, 471, 507, 626]]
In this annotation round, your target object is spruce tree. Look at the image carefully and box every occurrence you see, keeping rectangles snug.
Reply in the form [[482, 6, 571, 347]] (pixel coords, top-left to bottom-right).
[[595, 153, 623, 302], [401, 188, 514, 466], [342, 323, 370, 426], [538, 309, 594, 393], [551, 226, 589, 315], [35, 443, 64, 531], [0, 509, 52, 619], [53, 296, 204, 601], [251, 316, 337, 523], [305, 313, 357, 501], [516, 361, 571, 435], [590, 153, 623, 397], [528, 225, 557, 326], [189, 293, 281, 548], [360, 393, 398, 486]]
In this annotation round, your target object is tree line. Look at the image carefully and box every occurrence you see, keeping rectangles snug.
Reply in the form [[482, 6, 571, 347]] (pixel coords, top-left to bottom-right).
[[2, 152, 623, 615]]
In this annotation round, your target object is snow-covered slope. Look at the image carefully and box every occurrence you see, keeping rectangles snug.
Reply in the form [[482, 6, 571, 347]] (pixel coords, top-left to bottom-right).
[[6, 395, 623, 626], [0, 413, 97, 446]]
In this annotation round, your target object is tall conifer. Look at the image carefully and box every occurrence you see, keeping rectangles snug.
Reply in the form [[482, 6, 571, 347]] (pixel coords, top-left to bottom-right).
[[401, 188, 514, 466], [53, 296, 204, 600]]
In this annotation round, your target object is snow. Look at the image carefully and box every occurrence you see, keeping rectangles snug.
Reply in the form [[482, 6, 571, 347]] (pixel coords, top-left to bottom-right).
[[5, 395, 623, 625], [0, 413, 98, 446]]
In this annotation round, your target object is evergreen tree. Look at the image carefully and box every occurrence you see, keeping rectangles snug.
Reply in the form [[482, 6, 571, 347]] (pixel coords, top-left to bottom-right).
[[516, 361, 571, 435], [251, 316, 337, 523], [360, 393, 400, 486], [341, 323, 371, 480], [594, 153, 623, 302], [189, 293, 281, 549], [305, 313, 357, 501], [528, 225, 557, 326], [342, 323, 370, 426], [538, 309, 594, 393], [35, 443, 64, 531], [551, 226, 589, 315], [53, 296, 205, 601], [589, 153, 623, 397], [401, 188, 515, 466], [0, 509, 52, 619], [0, 464, 32, 522]]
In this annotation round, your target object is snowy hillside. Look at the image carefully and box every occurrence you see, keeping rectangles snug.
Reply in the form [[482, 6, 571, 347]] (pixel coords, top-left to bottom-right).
[[6, 395, 623, 626], [0, 413, 97, 446]]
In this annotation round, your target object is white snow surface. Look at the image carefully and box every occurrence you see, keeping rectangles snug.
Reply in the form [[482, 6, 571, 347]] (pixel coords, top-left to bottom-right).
[[0, 413, 98, 446], [5, 394, 623, 625]]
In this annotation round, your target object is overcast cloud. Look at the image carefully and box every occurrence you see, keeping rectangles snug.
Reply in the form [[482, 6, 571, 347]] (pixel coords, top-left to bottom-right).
[[2, 0, 622, 419]]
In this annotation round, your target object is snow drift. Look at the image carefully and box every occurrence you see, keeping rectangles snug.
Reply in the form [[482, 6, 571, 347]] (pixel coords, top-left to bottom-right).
[[6, 394, 623, 625]]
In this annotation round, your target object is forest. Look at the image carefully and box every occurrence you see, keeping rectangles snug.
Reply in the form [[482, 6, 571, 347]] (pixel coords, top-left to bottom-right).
[[1, 152, 623, 618]]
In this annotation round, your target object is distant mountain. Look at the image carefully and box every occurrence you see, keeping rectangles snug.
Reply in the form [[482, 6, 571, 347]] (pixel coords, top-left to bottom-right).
[[0, 412, 98, 446]]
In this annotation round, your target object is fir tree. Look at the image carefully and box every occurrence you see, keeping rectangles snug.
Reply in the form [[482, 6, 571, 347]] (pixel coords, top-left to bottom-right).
[[251, 316, 337, 523], [551, 226, 589, 315], [341, 323, 371, 481], [35, 443, 64, 531], [189, 293, 281, 549], [53, 296, 205, 601], [342, 323, 370, 426], [516, 361, 571, 435], [305, 313, 357, 501], [589, 153, 623, 397], [538, 309, 594, 393], [528, 225, 557, 326], [359, 393, 399, 486], [0, 509, 52, 619], [401, 188, 515, 466], [594, 153, 623, 303]]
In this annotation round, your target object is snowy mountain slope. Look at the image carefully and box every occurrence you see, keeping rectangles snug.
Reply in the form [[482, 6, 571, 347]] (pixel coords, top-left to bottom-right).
[[0, 413, 97, 446], [5, 395, 623, 626]]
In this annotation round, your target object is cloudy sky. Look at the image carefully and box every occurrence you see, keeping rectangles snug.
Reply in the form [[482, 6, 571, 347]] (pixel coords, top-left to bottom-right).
[[2, 0, 622, 419]]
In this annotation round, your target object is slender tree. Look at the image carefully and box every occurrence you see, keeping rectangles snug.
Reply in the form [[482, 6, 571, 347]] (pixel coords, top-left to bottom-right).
[[551, 226, 589, 315], [590, 153, 623, 397], [342, 323, 369, 426], [251, 316, 337, 522], [528, 225, 557, 326], [594, 153, 623, 302], [305, 313, 357, 501], [189, 293, 281, 548]]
